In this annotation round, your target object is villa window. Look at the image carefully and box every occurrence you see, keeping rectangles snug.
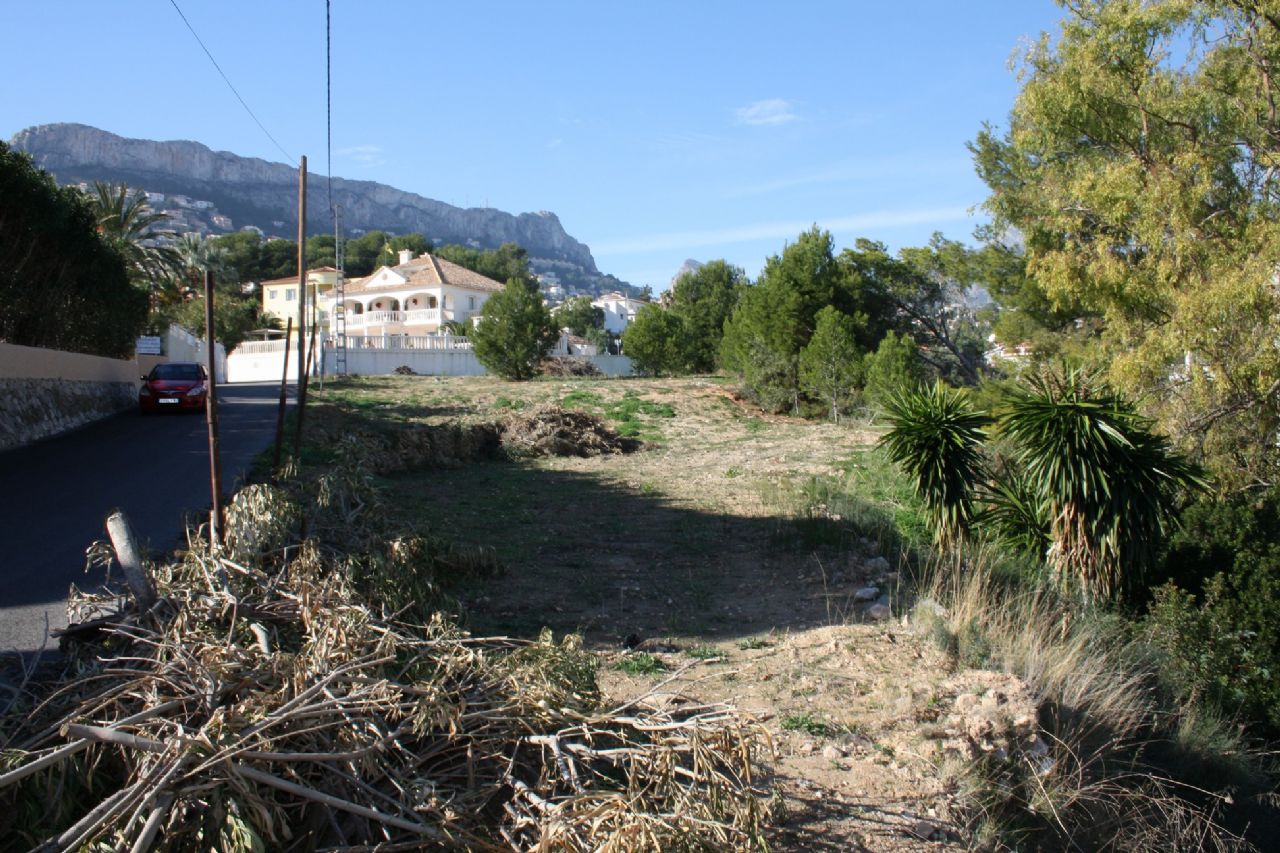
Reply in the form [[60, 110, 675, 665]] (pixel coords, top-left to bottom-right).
[[285, 289, 296, 301]]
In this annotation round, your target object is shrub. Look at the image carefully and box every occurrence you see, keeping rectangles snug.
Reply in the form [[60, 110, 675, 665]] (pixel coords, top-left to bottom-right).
[[1000, 367, 1203, 602], [0, 142, 147, 357], [1145, 488, 1280, 736], [863, 331, 925, 411], [470, 279, 559, 380], [879, 381, 990, 548]]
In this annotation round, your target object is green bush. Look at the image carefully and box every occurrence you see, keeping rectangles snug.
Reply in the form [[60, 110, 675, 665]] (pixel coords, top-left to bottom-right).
[[1145, 489, 1280, 735], [0, 143, 147, 357], [470, 278, 559, 380], [863, 331, 924, 411]]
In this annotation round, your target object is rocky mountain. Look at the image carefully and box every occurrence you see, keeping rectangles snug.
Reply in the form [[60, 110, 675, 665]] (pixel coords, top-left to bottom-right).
[[670, 259, 704, 289], [10, 123, 632, 293]]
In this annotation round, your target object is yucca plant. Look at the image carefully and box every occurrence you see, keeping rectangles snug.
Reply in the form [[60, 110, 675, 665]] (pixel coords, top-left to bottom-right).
[[977, 453, 1051, 558], [880, 381, 991, 549], [999, 367, 1203, 602]]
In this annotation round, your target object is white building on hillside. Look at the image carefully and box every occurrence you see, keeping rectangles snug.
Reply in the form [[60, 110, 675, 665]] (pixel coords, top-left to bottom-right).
[[592, 292, 649, 334]]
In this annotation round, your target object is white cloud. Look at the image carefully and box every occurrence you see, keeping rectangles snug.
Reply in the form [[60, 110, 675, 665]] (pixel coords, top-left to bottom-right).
[[734, 98, 797, 126], [592, 206, 973, 256], [336, 144, 386, 167]]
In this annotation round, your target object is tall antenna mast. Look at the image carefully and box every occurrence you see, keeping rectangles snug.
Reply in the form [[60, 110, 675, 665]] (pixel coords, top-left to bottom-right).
[[333, 203, 347, 376]]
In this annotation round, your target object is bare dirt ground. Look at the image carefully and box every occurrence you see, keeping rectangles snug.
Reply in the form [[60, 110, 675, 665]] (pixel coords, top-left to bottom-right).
[[310, 375, 1034, 850]]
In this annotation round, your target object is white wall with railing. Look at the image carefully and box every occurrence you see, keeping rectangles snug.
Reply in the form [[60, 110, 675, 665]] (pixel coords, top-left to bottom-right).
[[225, 333, 632, 382]]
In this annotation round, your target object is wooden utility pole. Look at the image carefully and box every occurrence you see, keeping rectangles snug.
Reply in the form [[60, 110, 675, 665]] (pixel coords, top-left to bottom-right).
[[294, 155, 309, 452], [272, 317, 293, 472], [203, 269, 225, 545]]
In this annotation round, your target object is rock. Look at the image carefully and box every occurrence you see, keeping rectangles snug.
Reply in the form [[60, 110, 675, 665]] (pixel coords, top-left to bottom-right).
[[911, 819, 939, 840], [866, 603, 893, 621], [955, 693, 980, 714], [796, 739, 818, 756], [865, 556, 891, 573], [853, 586, 880, 602], [821, 744, 845, 760]]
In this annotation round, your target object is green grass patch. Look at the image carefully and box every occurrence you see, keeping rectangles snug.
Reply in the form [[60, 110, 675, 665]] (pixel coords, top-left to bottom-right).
[[686, 645, 723, 660], [736, 636, 774, 650], [493, 396, 526, 410], [560, 389, 605, 409], [616, 653, 666, 675], [781, 712, 833, 737]]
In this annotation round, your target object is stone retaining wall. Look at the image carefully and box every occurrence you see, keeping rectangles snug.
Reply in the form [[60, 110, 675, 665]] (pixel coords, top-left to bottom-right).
[[0, 377, 137, 451], [0, 342, 144, 452]]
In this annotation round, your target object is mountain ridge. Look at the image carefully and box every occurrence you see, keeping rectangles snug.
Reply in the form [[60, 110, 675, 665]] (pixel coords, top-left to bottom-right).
[[10, 123, 627, 291]]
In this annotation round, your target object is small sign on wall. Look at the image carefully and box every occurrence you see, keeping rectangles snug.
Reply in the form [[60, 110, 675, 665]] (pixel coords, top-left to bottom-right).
[[135, 336, 162, 355]]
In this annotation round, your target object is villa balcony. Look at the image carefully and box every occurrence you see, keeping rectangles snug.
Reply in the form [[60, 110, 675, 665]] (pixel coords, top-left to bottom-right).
[[340, 308, 441, 329]]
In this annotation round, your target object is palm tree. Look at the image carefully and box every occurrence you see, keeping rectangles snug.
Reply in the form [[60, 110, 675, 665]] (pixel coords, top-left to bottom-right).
[[1000, 367, 1203, 601], [174, 232, 235, 293], [880, 381, 991, 549], [85, 182, 180, 304]]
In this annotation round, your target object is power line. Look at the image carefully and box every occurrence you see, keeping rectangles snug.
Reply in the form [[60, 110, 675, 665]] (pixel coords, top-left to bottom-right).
[[166, 0, 296, 166]]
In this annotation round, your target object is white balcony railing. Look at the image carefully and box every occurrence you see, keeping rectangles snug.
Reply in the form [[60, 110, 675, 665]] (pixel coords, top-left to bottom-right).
[[336, 334, 472, 351], [405, 308, 441, 325]]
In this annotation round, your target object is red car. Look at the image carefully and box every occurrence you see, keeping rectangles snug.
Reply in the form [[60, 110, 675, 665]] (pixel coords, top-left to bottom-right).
[[139, 362, 209, 414]]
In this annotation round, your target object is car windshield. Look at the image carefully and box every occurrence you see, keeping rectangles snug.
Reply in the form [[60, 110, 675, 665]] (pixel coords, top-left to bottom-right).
[[151, 364, 202, 381]]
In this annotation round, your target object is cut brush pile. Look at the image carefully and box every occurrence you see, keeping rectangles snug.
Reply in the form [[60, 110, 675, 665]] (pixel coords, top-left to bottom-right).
[[0, 455, 770, 851]]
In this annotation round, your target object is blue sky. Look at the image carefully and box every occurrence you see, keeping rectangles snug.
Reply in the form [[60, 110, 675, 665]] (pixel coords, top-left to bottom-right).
[[1, 1, 1065, 289]]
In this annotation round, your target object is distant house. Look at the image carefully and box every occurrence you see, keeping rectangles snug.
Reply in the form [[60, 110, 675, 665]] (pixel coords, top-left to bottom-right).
[[321, 249, 503, 335], [260, 267, 342, 327], [211, 214, 233, 230], [984, 334, 1034, 367], [592, 292, 649, 334]]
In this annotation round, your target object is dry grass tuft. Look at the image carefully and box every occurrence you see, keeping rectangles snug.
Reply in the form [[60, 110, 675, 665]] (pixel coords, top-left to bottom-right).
[[914, 554, 1259, 851]]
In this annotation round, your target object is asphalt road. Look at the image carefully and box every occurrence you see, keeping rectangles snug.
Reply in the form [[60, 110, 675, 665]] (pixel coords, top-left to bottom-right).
[[0, 382, 288, 654]]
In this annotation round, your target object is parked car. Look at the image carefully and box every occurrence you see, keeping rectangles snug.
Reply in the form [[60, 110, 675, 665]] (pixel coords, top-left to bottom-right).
[[139, 362, 208, 414]]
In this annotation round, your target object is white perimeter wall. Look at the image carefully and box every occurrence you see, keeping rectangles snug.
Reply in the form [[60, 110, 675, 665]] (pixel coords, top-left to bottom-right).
[[225, 340, 634, 382]]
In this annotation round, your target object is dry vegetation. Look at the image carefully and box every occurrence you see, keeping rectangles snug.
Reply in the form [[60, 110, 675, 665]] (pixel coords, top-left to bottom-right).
[[2, 374, 1268, 851]]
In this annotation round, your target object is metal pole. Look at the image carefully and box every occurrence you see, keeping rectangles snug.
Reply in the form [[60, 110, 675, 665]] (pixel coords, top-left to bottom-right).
[[294, 155, 309, 452], [203, 269, 224, 545], [272, 317, 293, 473]]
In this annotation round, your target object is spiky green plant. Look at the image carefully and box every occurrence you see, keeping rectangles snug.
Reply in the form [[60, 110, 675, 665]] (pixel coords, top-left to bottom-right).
[[999, 367, 1204, 602], [977, 454, 1051, 558], [879, 381, 991, 548]]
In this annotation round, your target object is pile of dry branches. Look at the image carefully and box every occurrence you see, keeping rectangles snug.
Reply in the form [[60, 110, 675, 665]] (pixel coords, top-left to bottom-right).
[[539, 358, 603, 378], [0, 459, 769, 850], [500, 405, 640, 458]]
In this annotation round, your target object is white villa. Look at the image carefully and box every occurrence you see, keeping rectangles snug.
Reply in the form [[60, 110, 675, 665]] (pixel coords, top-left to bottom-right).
[[260, 251, 506, 337], [591, 292, 650, 334], [324, 249, 503, 335]]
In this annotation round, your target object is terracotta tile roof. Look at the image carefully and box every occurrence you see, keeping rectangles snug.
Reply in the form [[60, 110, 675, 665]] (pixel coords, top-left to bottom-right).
[[259, 268, 335, 287], [345, 254, 506, 295]]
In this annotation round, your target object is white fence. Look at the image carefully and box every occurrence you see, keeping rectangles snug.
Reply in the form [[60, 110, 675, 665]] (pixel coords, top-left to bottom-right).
[[225, 334, 633, 382]]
